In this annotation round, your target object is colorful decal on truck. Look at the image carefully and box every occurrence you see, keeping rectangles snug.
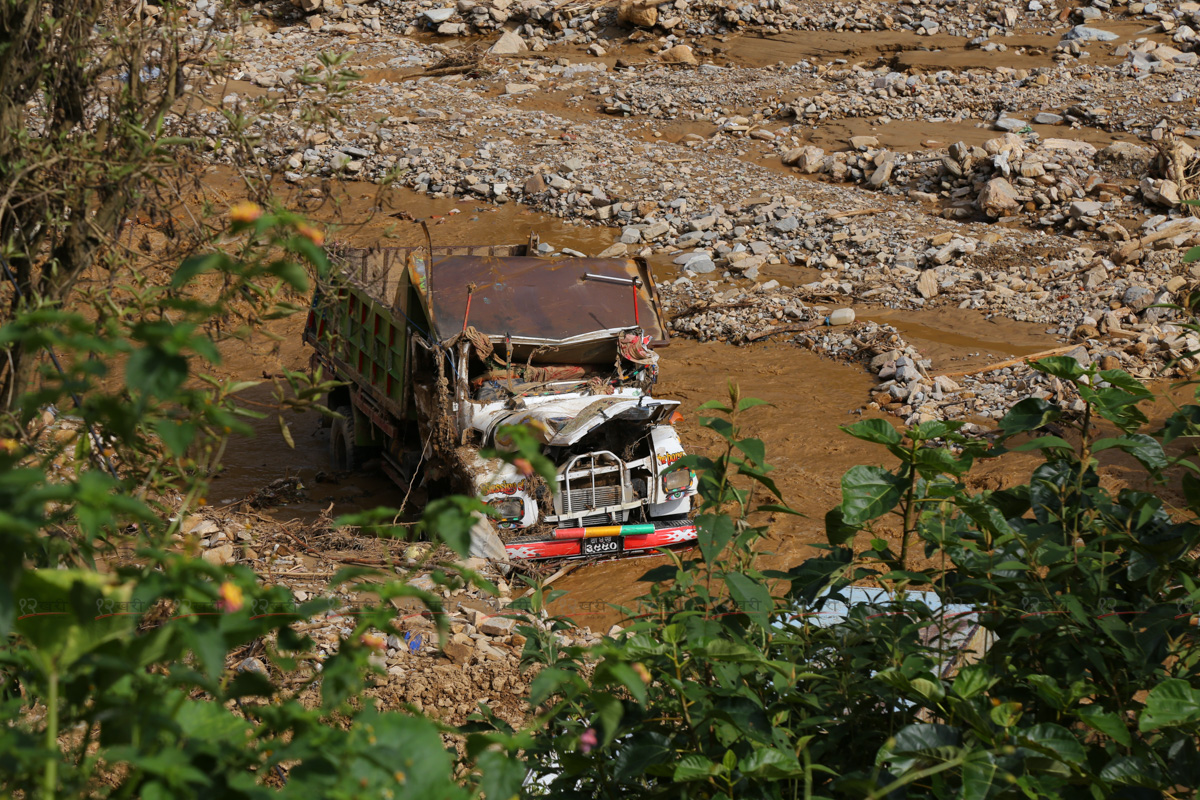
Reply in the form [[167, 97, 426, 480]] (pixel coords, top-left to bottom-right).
[[481, 478, 528, 497], [656, 451, 685, 468]]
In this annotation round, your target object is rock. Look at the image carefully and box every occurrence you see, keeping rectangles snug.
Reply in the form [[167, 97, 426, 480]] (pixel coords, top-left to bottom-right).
[[523, 174, 546, 194], [293, 0, 322, 11], [978, 177, 1021, 217], [867, 154, 896, 189], [916, 270, 939, 299], [202, 544, 236, 566], [468, 513, 508, 561], [994, 116, 1028, 132], [620, 227, 642, 244], [1063, 25, 1120, 41], [597, 243, 628, 258], [1064, 345, 1093, 367], [617, 0, 658, 27], [849, 135, 879, 151], [442, 641, 474, 665], [642, 220, 671, 240], [421, 7, 456, 23], [480, 614, 517, 636], [772, 216, 799, 234], [783, 145, 825, 173], [933, 375, 961, 393], [182, 516, 219, 536], [490, 29, 527, 55], [1033, 112, 1064, 125], [1123, 285, 1154, 310], [1040, 138, 1097, 157], [660, 45, 698, 65], [1097, 141, 1155, 177], [1141, 178, 1182, 207], [1069, 201, 1103, 218], [505, 83, 537, 95]]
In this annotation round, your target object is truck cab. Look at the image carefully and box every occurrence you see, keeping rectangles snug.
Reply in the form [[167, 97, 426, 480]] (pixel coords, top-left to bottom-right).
[[303, 239, 698, 560]]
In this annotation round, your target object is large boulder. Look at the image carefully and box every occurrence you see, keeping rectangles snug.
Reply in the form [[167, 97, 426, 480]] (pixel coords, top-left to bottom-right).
[[660, 44, 698, 64], [1096, 141, 1156, 177], [978, 177, 1021, 217], [783, 145, 826, 174], [617, 0, 659, 27], [490, 29, 527, 55]]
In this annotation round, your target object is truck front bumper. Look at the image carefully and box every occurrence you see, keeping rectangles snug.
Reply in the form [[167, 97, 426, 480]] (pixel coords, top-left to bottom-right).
[[503, 518, 697, 561]]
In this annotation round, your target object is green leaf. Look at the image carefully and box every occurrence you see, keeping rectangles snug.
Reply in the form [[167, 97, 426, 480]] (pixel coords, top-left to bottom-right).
[[734, 437, 767, 467], [840, 465, 905, 525], [724, 572, 772, 626], [998, 397, 1061, 436], [952, 665, 997, 700], [153, 418, 197, 456], [14, 569, 135, 670], [1016, 723, 1085, 765], [271, 259, 310, 292], [737, 397, 771, 412], [126, 346, 189, 399], [1140, 679, 1200, 731], [696, 512, 735, 564], [171, 252, 228, 288], [1077, 707, 1132, 747], [476, 748, 526, 800], [673, 754, 720, 782], [1031, 355, 1085, 381], [841, 418, 903, 446], [739, 747, 804, 778], [825, 506, 859, 546], [1092, 434, 1166, 474]]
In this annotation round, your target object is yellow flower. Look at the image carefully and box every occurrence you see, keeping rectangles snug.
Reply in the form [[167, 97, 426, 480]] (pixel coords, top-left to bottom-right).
[[229, 201, 263, 223], [0, 438, 20, 455], [296, 223, 325, 246], [219, 581, 244, 613], [360, 633, 386, 651]]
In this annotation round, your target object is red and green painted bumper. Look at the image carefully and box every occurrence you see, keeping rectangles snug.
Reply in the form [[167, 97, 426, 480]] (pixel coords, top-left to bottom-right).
[[504, 518, 697, 560]]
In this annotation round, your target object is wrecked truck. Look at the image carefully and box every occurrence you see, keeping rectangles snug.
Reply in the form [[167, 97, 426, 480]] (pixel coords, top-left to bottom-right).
[[302, 236, 699, 560]]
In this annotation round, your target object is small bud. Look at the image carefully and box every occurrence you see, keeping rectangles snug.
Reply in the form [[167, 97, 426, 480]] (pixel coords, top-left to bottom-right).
[[579, 727, 598, 754]]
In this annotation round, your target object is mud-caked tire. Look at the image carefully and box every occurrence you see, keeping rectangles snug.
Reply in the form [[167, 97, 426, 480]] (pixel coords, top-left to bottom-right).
[[329, 405, 361, 471]]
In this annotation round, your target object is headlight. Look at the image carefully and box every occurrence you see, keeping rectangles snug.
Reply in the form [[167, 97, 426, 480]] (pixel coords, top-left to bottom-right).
[[662, 469, 691, 493], [493, 499, 523, 519]]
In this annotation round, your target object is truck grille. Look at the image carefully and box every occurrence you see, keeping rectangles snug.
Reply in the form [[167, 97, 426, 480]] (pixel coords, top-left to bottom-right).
[[557, 449, 629, 525], [564, 485, 621, 515]]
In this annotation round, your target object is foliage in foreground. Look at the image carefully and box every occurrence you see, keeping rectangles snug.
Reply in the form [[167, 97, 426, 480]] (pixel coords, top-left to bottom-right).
[[6, 251, 1200, 800], [514, 365, 1200, 799]]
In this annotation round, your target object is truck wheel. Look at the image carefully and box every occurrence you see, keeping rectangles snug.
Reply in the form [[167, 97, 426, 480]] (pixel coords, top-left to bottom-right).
[[330, 405, 361, 471]]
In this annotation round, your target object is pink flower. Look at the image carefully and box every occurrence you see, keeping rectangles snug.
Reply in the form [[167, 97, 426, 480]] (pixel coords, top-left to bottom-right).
[[579, 728, 598, 754]]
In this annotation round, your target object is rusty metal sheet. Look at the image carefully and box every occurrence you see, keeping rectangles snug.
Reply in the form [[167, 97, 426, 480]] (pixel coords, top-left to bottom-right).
[[423, 255, 669, 345]]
